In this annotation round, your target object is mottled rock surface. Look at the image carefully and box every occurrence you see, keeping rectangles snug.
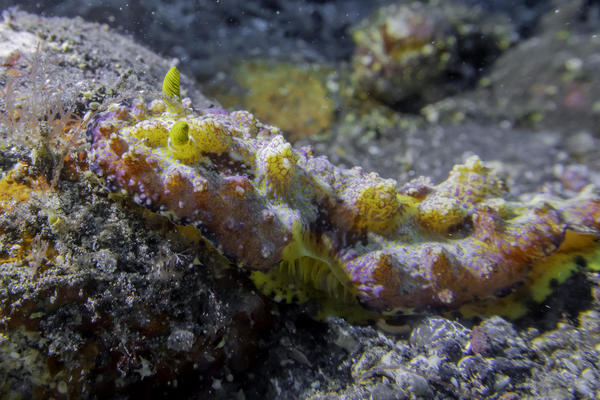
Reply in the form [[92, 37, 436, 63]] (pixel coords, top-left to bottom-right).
[[0, 10, 273, 398]]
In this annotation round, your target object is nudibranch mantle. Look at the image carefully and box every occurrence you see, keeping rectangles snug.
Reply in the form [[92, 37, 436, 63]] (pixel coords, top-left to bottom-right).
[[88, 68, 600, 318]]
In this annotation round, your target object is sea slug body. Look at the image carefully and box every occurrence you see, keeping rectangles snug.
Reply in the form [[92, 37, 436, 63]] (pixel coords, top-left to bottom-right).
[[87, 67, 600, 319]]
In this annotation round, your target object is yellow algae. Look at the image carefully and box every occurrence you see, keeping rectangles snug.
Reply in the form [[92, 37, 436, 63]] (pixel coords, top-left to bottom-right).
[[219, 60, 335, 142]]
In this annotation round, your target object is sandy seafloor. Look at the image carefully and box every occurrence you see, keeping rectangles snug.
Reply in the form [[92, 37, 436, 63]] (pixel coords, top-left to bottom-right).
[[0, 0, 599, 398]]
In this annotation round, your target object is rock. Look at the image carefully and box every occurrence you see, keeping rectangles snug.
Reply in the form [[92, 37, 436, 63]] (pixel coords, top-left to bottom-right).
[[350, 0, 515, 107], [0, 10, 273, 398]]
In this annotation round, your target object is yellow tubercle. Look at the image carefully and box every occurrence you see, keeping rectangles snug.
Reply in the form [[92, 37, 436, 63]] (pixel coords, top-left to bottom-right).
[[230, 110, 260, 136], [418, 196, 468, 234], [189, 118, 230, 154], [148, 99, 166, 115], [257, 135, 298, 195], [455, 155, 486, 174], [440, 155, 505, 208], [130, 119, 169, 147], [354, 180, 401, 234]]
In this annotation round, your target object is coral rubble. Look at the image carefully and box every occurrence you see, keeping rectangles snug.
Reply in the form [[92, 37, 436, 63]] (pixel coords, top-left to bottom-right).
[[351, 0, 515, 106], [88, 67, 600, 318]]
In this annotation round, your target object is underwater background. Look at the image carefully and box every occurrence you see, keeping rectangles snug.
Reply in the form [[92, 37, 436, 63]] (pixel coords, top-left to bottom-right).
[[0, 0, 600, 398]]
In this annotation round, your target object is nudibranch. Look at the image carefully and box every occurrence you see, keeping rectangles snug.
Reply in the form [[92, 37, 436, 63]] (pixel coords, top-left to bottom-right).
[[88, 67, 600, 319]]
